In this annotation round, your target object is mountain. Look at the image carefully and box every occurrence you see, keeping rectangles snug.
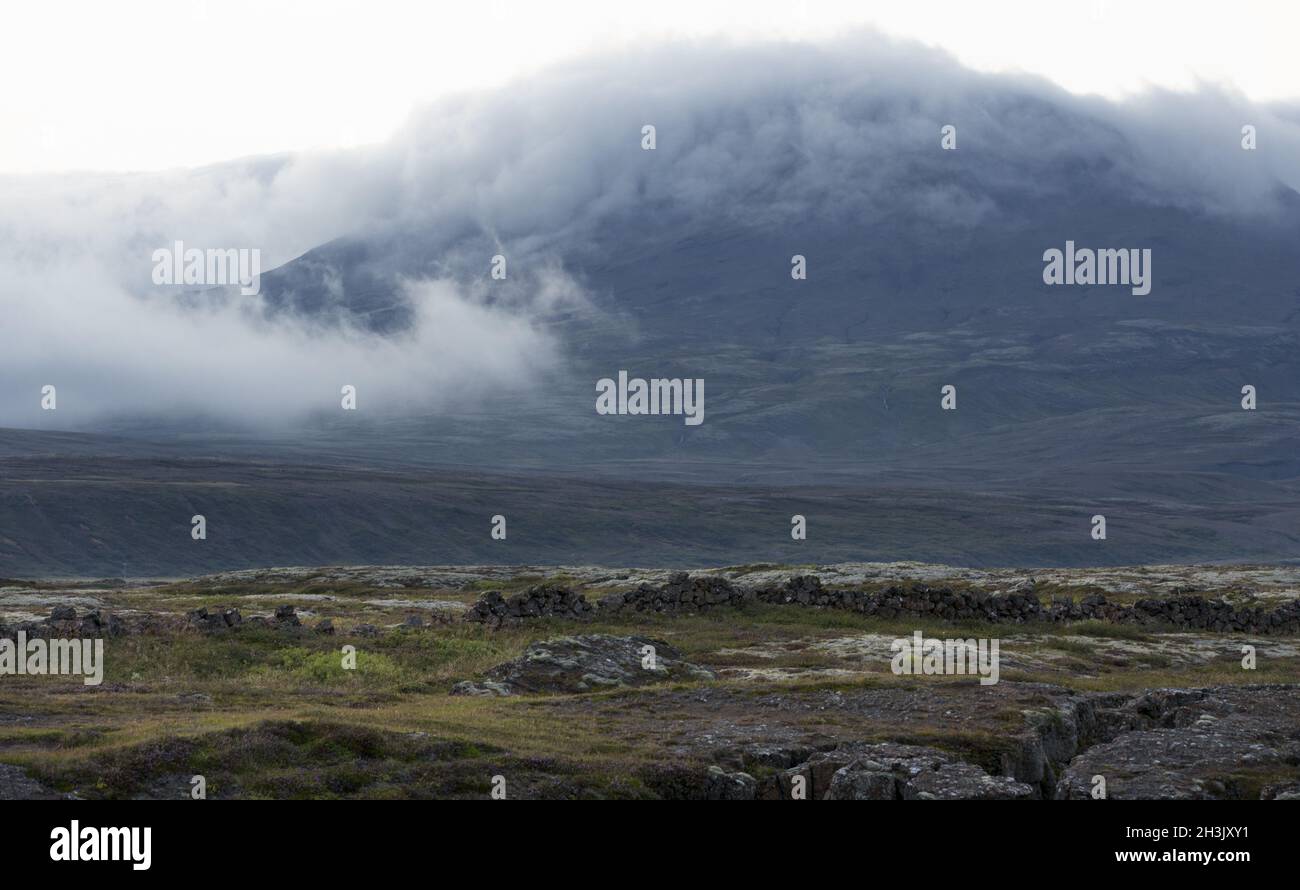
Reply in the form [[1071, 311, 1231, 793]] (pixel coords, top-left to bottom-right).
[[3, 37, 1299, 575]]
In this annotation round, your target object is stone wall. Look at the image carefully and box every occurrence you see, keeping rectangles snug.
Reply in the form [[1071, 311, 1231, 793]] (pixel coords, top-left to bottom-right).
[[462, 574, 1300, 634], [463, 583, 595, 627]]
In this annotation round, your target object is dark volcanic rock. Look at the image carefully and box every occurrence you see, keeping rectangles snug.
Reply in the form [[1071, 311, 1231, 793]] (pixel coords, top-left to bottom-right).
[[464, 583, 595, 626], [80, 609, 126, 636], [701, 765, 759, 800], [450, 634, 715, 696], [470, 572, 1300, 634], [48, 605, 77, 623], [1056, 685, 1300, 799], [776, 742, 1035, 800], [0, 763, 61, 800], [598, 573, 755, 614], [187, 607, 227, 631], [637, 763, 759, 800]]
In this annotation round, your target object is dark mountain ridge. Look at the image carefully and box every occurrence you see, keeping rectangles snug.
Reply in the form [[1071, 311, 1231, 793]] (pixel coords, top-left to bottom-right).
[[4, 38, 1299, 573]]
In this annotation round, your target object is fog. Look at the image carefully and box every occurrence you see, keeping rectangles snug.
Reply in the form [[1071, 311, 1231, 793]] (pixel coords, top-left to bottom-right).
[[3, 31, 1297, 429]]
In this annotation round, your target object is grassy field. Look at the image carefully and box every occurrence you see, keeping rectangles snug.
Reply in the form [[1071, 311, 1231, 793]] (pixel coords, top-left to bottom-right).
[[2, 572, 1297, 799]]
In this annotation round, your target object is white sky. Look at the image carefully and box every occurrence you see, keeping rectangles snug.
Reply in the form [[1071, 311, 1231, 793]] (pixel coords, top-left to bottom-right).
[[2, 0, 1296, 174]]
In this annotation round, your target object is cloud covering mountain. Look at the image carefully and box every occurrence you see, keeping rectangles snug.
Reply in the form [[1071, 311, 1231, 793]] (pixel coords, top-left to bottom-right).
[[3, 32, 1298, 429], [4, 32, 1300, 573]]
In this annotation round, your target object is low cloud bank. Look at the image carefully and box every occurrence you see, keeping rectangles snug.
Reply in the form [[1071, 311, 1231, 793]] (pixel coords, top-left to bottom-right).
[[2, 32, 1297, 427]]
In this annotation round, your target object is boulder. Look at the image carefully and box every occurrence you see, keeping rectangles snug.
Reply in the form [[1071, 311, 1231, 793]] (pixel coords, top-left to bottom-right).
[[47, 605, 77, 623], [701, 766, 757, 800], [451, 634, 715, 696], [775, 742, 1036, 800]]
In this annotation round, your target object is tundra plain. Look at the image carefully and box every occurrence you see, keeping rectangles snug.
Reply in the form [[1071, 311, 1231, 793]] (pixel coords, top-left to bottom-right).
[[2, 562, 1297, 800]]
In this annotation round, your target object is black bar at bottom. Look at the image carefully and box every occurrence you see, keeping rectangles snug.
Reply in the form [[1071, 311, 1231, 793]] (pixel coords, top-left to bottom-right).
[[5, 800, 1283, 875]]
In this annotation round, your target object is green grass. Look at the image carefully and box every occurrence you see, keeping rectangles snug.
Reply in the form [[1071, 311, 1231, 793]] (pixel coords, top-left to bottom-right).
[[3, 574, 1296, 798]]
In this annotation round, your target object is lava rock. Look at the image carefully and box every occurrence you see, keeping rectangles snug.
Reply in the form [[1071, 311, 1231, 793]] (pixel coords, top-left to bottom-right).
[[451, 634, 715, 696]]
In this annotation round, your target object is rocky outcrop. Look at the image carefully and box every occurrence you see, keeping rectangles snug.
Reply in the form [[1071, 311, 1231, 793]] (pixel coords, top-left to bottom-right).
[[1262, 783, 1300, 800], [701, 766, 760, 800], [188, 607, 243, 631], [648, 742, 1034, 800], [751, 742, 1035, 800], [1055, 685, 1300, 799], [0, 763, 63, 801], [187, 604, 308, 632], [638, 763, 760, 800], [817, 744, 1036, 800], [674, 684, 1300, 801], [0, 606, 130, 640], [450, 634, 716, 696], [590, 684, 1300, 800], [78, 608, 127, 637]]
